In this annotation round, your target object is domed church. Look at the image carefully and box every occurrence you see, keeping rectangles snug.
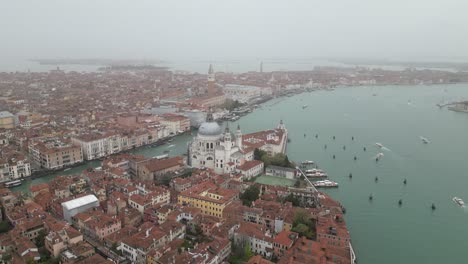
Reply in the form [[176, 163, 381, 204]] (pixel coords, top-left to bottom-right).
[[188, 109, 288, 175]]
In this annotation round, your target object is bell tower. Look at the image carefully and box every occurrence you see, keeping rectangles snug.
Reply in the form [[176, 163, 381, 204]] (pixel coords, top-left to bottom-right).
[[235, 124, 242, 149], [207, 64, 216, 96]]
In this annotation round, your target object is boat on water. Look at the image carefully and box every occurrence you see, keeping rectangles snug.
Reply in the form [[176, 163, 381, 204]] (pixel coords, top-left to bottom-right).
[[4, 180, 22, 188], [153, 154, 169, 160], [376, 153, 384, 159], [420, 136, 430, 144], [375, 143, 384, 148], [306, 170, 328, 178], [305, 169, 321, 173], [64, 168, 71, 172], [453, 197, 465, 206], [301, 160, 314, 165], [302, 105, 308, 109], [313, 180, 338, 188]]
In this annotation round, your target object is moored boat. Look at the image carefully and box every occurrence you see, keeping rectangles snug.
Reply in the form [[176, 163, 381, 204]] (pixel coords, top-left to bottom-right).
[[313, 180, 338, 188], [4, 180, 22, 188]]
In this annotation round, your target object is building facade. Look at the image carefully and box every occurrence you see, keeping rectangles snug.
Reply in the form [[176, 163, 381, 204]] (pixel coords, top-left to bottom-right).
[[223, 84, 262, 103], [29, 138, 83, 169], [0, 111, 15, 129]]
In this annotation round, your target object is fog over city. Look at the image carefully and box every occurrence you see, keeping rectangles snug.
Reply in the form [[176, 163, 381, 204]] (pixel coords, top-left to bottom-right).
[[2, 0, 468, 61], [3, 1, 468, 264]]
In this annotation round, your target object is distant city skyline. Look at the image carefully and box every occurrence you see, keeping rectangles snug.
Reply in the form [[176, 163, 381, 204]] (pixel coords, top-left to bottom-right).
[[2, 0, 468, 61]]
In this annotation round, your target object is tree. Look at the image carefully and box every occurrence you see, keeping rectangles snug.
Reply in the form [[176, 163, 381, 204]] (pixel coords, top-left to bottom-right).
[[240, 185, 260, 206], [292, 209, 316, 239], [244, 243, 254, 259], [284, 155, 291, 167], [223, 99, 246, 111], [34, 229, 47, 247], [294, 179, 301, 188], [0, 221, 12, 233], [254, 148, 267, 161], [284, 193, 300, 206]]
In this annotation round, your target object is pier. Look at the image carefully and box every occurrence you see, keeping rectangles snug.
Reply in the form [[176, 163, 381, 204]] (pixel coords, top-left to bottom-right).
[[296, 166, 318, 192]]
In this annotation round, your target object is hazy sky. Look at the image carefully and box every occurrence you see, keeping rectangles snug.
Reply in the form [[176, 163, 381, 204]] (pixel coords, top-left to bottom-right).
[[2, 0, 468, 61]]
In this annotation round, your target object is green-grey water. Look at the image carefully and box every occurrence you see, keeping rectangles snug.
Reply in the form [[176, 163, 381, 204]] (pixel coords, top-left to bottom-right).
[[14, 84, 468, 263]]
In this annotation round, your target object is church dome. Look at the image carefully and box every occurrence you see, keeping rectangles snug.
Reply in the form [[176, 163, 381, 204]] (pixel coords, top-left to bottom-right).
[[198, 121, 222, 136]]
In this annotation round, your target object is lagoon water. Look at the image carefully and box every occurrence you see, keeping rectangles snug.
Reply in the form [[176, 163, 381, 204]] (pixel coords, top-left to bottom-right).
[[13, 84, 468, 263]]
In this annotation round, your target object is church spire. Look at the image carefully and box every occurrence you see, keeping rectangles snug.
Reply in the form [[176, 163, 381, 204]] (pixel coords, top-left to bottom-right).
[[208, 64, 214, 74]]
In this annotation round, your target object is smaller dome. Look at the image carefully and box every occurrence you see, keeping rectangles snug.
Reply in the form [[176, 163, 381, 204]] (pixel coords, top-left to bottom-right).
[[198, 121, 222, 136]]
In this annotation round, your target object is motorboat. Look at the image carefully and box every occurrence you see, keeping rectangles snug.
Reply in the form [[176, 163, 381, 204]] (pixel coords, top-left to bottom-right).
[[301, 160, 314, 165], [420, 136, 430, 144], [453, 197, 465, 207], [375, 143, 383, 148]]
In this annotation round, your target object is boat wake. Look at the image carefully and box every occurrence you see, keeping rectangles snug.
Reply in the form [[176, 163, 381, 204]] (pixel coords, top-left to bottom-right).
[[381, 146, 391, 152]]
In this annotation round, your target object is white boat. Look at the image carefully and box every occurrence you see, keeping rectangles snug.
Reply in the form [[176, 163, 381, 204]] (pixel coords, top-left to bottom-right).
[[64, 168, 71, 172], [301, 160, 314, 165], [306, 172, 328, 178], [453, 197, 465, 206], [375, 153, 384, 159], [420, 136, 430, 144], [153, 154, 169, 160], [375, 143, 383, 148], [4, 180, 22, 188], [313, 180, 338, 188]]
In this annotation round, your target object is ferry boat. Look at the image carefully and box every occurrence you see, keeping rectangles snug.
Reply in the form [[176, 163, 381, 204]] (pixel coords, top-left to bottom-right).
[[4, 180, 22, 188], [301, 160, 314, 165], [313, 180, 338, 188], [453, 197, 465, 207]]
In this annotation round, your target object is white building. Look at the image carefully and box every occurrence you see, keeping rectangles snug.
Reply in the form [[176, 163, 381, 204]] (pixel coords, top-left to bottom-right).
[[62, 195, 99, 222], [72, 133, 122, 160], [237, 160, 264, 180], [0, 154, 31, 182], [189, 110, 249, 175], [223, 84, 262, 104], [189, 110, 286, 175], [234, 222, 273, 258]]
